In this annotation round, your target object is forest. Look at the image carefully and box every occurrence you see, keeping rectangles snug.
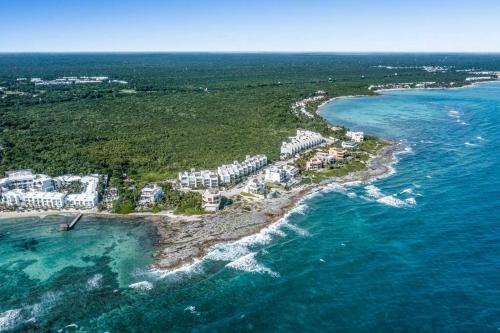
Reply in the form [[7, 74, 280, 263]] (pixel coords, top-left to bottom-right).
[[1, 53, 499, 181]]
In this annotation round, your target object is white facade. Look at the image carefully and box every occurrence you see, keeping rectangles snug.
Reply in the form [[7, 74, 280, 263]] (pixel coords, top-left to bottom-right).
[[283, 165, 299, 179], [65, 176, 99, 208], [178, 169, 219, 189], [3, 170, 36, 190], [280, 130, 325, 158], [1, 189, 66, 209], [1, 172, 100, 209], [66, 193, 98, 208], [202, 189, 221, 212], [264, 166, 289, 184], [23, 191, 67, 209], [180, 155, 268, 187], [346, 131, 364, 143], [140, 184, 164, 204], [244, 178, 266, 195], [1, 189, 24, 207], [218, 155, 268, 185], [341, 141, 358, 150]]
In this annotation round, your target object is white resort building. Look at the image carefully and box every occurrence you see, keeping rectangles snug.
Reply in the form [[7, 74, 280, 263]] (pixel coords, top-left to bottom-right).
[[202, 189, 221, 212], [0, 170, 57, 192], [244, 178, 266, 195], [180, 155, 267, 188], [265, 166, 287, 184], [178, 169, 219, 189], [65, 176, 99, 208], [264, 165, 299, 185], [139, 184, 164, 204], [346, 131, 364, 143], [23, 191, 67, 209], [280, 130, 325, 159], [0, 171, 100, 209], [217, 155, 268, 185]]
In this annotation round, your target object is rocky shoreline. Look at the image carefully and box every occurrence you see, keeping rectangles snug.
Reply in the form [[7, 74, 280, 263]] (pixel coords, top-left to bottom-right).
[[151, 141, 399, 271]]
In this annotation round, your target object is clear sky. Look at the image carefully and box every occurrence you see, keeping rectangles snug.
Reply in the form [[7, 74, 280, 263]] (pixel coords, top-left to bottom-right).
[[1, 0, 500, 53]]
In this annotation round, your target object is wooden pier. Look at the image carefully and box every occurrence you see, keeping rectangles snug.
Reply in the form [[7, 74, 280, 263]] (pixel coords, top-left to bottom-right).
[[60, 213, 83, 231]]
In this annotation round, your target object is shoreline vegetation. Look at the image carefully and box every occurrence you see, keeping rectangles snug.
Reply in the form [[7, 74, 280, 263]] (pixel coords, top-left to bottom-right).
[[1, 53, 499, 271]]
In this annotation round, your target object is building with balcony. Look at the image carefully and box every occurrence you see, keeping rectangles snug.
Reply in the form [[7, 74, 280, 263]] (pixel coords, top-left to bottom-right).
[[202, 189, 221, 212]]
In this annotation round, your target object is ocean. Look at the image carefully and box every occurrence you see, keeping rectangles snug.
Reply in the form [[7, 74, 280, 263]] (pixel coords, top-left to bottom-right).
[[1, 82, 499, 332]]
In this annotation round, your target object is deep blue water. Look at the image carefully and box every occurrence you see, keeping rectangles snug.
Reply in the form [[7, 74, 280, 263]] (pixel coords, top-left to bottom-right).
[[1, 82, 500, 332]]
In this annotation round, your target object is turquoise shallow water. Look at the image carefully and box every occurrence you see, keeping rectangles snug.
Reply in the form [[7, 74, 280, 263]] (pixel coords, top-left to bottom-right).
[[1, 82, 500, 332]]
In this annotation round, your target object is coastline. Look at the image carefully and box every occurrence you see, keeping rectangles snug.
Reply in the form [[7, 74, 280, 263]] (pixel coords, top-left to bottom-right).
[[151, 141, 399, 271], [0, 82, 417, 272], [0, 87, 402, 272], [0, 141, 399, 271]]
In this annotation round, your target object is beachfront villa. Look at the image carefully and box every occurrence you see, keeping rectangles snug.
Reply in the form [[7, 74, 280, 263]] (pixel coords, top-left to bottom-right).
[[329, 148, 346, 161], [346, 131, 364, 143], [202, 188, 221, 212], [178, 169, 219, 189], [244, 178, 266, 195], [306, 157, 324, 171], [280, 130, 325, 159], [139, 184, 164, 204], [264, 166, 288, 184]]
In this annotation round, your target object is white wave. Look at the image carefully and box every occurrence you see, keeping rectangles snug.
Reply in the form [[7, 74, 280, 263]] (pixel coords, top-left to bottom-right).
[[365, 185, 383, 199], [464, 141, 478, 147], [476, 136, 485, 141], [86, 273, 103, 291], [65, 323, 79, 329], [400, 187, 413, 194], [0, 309, 21, 331], [343, 180, 363, 187], [128, 281, 153, 291], [405, 198, 417, 205], [226, 252, 280, 278], [292, 203, 308, 215], [347, 192, 357, 198], [149, 259, 204, 280], [459, 121, 468, 125], [32, 291, 63, 317], [323, 183, 347, 194], [184, 306, 200, 316], [281, 222, 309, 236], [447, 110, 461, 118], [377, 195, 408, 208], [319, 259, 325, 263]]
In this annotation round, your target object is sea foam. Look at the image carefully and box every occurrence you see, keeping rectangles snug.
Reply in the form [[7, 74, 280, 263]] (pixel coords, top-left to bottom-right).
[[0, 309, 21, 331], [226, 252, 280, 278], [128, 281, 153, 291], [86, 273, 103, 291]]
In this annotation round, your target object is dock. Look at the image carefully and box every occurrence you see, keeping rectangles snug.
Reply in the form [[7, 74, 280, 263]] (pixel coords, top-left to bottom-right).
[[60, 213, 83, 231]]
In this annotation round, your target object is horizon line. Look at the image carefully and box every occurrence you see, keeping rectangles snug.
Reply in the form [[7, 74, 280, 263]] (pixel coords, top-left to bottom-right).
[[1, 51, 500, 55]]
